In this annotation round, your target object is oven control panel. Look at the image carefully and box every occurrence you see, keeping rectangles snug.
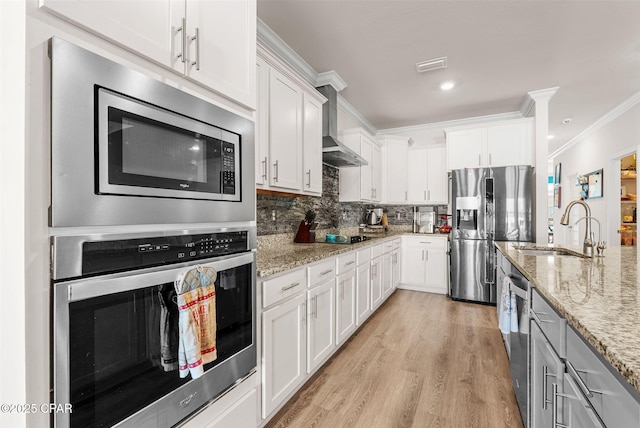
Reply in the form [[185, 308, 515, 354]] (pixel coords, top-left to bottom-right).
[[82, 231, 248, 276]]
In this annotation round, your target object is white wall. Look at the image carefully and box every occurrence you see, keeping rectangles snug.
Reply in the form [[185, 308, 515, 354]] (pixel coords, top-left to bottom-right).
[[552, 100, 640, 247], [0, 2, 27, 428]]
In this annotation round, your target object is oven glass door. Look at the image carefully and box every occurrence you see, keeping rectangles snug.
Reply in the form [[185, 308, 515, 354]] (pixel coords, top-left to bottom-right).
[[55, 252, 254, 428], [97, 88, 240, 201]]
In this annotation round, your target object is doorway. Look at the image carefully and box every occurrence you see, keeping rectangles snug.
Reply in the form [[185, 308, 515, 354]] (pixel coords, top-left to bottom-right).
[[619, 153, 637, 245], [608, 148, 639, 246]]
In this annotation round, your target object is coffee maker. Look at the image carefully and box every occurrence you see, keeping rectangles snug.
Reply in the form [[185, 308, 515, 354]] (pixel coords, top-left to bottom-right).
[[413, 206, 436, 233]]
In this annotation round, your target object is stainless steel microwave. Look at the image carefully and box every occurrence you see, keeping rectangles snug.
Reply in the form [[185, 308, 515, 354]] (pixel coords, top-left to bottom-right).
[[49, 38, 255, 227]]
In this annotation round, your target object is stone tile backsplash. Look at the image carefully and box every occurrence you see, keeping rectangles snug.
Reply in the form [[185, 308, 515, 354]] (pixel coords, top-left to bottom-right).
[[256, 165, 449, 236]]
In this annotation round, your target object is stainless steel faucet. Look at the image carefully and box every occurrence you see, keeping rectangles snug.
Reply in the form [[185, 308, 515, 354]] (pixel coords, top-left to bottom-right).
[[560, 199, 595, 257]]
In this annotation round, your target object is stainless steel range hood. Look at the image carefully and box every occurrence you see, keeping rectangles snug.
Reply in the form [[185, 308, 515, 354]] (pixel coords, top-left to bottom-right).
[[316, 85, 367, 167]]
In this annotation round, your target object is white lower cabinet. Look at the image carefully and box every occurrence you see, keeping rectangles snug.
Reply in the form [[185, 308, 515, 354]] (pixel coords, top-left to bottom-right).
[[262, 293, 306, 418], [336, 269, 356, 345], [204, 389, 258, 428], [391, 244, 401, 290], [382, 251, 393, 298], [356, 260, 371, 326], [399, 236, 448, 294], [307, 279, 335, 373], [370, 255, 383, 310], [180, 374, 258, 428]]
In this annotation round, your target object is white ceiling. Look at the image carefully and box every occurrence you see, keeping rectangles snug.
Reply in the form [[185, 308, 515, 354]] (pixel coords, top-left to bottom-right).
[[257, 0, 640, 154]]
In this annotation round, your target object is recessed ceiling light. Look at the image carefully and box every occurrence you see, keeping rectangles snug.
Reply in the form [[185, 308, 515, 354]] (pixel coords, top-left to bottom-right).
[[416, 56, 447, 73], [562, 117, 573, 124], [547, 135, 555, 140], [440, 81, 455, 91]]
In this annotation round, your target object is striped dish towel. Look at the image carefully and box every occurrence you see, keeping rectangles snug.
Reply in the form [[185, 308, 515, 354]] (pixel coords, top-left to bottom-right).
[[175, 265, 218, 379]]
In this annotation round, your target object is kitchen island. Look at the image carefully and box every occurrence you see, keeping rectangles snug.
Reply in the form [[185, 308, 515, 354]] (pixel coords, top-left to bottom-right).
[[496, 242, 640, 395]]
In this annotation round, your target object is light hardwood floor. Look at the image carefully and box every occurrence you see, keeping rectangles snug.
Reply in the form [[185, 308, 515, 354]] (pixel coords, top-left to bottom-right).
[[265, 290, 523, 428]]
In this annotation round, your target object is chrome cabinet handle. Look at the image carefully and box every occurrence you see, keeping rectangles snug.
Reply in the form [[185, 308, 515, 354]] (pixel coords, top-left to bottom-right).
[[542, 365, 554, 410], [306, 169, 311, 187], [405, 190, 407, 200], [531, 309, 552, 324], [427, 190, 431, 200], [273, 160, 278, 182], [313, 296, 318, 318], [340, 281, 344, 300], [478, 154, 481, 166], [176, 18, 186, 63], [262, 157, 267, 180], [346, 261, 355, 266], [320, 269, 333, 276], [551, 383, 567, 428], [190, 27, 200, 70], [424, 190, 427, 200], [489, 153, 492, 165], [301, 302, 306, 325], [281, 282, 299, 291], [566, 361, 601, 399], [425, 250, 429, 262]]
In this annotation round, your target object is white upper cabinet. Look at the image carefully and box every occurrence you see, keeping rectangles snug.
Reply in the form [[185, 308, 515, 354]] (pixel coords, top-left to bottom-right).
[[179, 0, 256, 108], [407, 145, 447, 205], [268, 67, 303, 191], [302, 94, 323, 194], [379, 135, 409, 204], [445, 118, 534, 171], [339, 128, 382, 202], [41, 0, 257, 109], [256, 48, 326, 195]]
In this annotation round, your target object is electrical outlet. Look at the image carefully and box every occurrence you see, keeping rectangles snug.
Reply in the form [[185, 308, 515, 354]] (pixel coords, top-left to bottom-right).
[[396, 213, 401, 220], [271, 210, 276, 221]]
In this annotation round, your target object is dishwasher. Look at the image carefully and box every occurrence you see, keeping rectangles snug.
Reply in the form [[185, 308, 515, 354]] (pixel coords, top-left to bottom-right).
[[505, 267, 530, 427]]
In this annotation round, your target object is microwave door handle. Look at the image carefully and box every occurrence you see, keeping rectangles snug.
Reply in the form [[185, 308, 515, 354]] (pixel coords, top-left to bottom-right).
[[65, 252, 255, 302]]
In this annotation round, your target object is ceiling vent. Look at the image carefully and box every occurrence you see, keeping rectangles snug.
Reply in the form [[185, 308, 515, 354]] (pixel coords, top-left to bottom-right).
[[415, 56, 447, 73]]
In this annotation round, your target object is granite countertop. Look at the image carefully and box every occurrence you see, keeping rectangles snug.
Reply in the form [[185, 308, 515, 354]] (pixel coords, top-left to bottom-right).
[[256, 231, 406, 277], [496, 242, 640, 395], [257, 231, 450, 277]]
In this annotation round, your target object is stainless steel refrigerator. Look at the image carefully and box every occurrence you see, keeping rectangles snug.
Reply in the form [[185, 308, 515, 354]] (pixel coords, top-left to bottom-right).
[[450, 165, 532, 303]]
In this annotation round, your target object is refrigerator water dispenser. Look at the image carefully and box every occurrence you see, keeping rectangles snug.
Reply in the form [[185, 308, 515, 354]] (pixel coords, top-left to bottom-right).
[[455, 196, 481, 230]]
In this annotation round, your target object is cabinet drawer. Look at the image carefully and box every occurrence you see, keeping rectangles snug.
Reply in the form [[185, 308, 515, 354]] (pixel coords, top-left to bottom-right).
[[337, 252, 357, 274], [371, 243, 383, 259], [262, 268, 306, 308], [382, 240, 394, 254], [566, 327, 640, 428], [531, 289, 566, 357], [403, 235, 447, 250], [308, 258, 336, 287], [357, 247, 371, 265], [392, 238, 401, 249]]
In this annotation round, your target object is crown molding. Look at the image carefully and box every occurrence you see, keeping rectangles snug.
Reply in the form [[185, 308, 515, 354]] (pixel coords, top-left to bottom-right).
[[378, 111, 524, 135], [520, 87, 559, 117], [316, 71, 347, 92], [257, 18, 318, 85], [550, 90, 640, 159], [337, 95, 377, 135]]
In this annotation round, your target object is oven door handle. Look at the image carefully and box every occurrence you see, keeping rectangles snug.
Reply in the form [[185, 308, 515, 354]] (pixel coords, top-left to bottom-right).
[[60, 251, 255, 302]]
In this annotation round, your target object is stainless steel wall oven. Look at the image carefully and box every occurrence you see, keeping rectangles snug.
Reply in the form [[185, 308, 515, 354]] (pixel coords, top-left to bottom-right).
[[49, 37, 255, 227], [52, 226, 257, 428]]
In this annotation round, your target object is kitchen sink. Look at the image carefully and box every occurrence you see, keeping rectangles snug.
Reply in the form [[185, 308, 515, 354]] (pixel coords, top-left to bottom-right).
[[515, 247, 588, 258]]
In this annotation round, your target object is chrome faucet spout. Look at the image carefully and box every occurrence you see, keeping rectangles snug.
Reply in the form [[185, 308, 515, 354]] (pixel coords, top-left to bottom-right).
[[560, 199, 594, 257]]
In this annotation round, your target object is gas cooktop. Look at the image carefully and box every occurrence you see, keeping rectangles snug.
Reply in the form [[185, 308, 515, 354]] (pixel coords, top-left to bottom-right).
[[325, 235, 372, 244]]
